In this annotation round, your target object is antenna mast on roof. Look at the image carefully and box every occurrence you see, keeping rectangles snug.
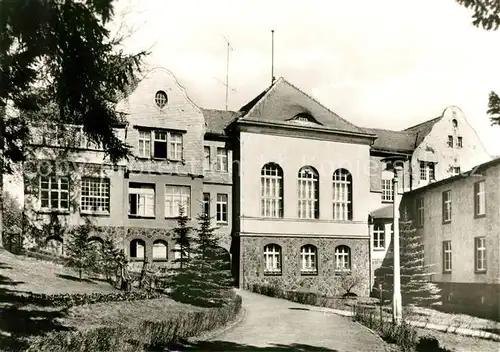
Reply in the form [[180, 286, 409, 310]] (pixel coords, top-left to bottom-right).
[[224, 36, 233, 111], [271, 30, 275, 85]]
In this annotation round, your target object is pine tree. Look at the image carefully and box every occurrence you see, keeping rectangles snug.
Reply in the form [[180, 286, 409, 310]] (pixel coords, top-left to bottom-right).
[[99, 235, 121, 283], [170, 211, 233, 307], [171, 205, 192, 269], [377, 210, 441, 307], [64, 223, 99, 280]]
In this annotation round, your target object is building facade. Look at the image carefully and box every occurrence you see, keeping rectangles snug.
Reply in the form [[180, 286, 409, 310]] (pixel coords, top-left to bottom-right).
[[364, 106, 491, 287], [400, 158, 500, 320]]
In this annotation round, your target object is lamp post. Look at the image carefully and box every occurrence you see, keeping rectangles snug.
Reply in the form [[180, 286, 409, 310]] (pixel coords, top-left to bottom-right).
[[381, 156, 406, 326]]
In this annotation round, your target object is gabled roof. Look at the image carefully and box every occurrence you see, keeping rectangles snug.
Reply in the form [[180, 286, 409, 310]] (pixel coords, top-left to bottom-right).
[[403, 116, 441, 146], [237, 77, 374, 137], [201, 108, 241, 136], [363, 128, 416, 154]]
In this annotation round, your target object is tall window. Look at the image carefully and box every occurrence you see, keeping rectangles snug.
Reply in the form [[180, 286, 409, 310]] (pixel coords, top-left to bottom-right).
[[457, 136, 463, 148], [261, 163, 284, 218], [416, 198, 424, 227], [373, 223, 385, 250], [442, 241, 452, 272], [165, 185, 191, 218], [442, 190, 451, 223], [40, 176, 69, 211], [300, 245, 317, 274], [203, 146, 211, 171], [381, 178, 393, 202], [420, 161, 435, 181], [130, 239, 145, 259], [138, 130, 151, 158], [168, 133, 183, 160], [216, 147, 228, 172], [263, 244, 281, 274], [474, 237, 486, 272], [447, 135, 453, 147], [474, 181, 486, 217], [297, 166, 319, 219], [216, 193, 228, 223], [333, 169, 352, 220], [202, 193, 210, 217], [81, 177, 110, 213], [152, 240, 168, 260], [128, 183, 155, 217], [335, 245, 351, 272]]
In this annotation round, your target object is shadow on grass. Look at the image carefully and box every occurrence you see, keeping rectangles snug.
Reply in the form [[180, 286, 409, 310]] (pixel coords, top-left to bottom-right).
[[56, 273, 96, 284], [167, 340, 339, 351], [0, 260, 71, 351]]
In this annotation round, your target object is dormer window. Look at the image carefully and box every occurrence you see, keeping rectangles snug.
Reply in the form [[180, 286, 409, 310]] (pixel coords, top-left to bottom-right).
[[155, 91, 168, 108], [292, 113, 317, 123]]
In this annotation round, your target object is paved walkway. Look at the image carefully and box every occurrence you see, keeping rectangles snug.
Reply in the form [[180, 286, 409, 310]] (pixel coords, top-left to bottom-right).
[[173, 290, 391, 351]]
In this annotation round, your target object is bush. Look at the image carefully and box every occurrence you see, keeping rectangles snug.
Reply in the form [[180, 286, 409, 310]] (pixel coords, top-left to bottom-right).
[[23, 290, 164, 308], [27, 294, 243, 352]]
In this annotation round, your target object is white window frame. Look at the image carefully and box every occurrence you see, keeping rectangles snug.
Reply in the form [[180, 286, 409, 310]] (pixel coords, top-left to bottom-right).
[[335, 246, 351, 272], [300, 245, 317, 274], [373, 223, 385, 250], [475, 181, 486, 217], [443, 190, 451, 223], [447, 135, 453, 148], [80, 177, 110, 214], [474, 237, 486, 272], [420, 161, 435, 181], [457, 136, 463, 148], [381, 178, 393, 202], [168, 132, 183, 160], [297, 167, 319, 219], [202, 192, 210, 217], [333, 169, 352, 220], [443, 240, 452, 272], [416, 198, 424, 227], [130, 239, 145, 259], [165, 185, 191, 218], [261, 163, 283, 218], [40, 176, 70, 211], [128, 183, 155, 218], [138, 130, 151, 158], [216, 147, 228, 172], [203, 146, 211, 171], [216, 193, 228, 223], [153, 130, 168, 159], [152, 240, 168, 260], [263, 244, 281, 274]]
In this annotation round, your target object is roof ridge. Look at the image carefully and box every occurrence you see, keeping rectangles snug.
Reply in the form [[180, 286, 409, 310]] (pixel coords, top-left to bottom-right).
[[403, 116, 442, 131], [282, 78, 368, 134], [238, 77, 284, 118], [363, 126, 416, 135]]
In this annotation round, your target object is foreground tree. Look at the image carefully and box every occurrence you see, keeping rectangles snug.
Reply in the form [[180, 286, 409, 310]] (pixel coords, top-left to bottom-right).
[[64, 223, 99, 280], [171, 205, 193, 269], [170, 212, 232, 307], [377, 210, 441, 307], [0, 0, 147, 246]]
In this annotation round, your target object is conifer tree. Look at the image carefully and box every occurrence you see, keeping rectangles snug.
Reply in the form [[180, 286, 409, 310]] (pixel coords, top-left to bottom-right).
[[377, 210, 441, 307], [171, 205, 192, 269], [64, 223, 99, 280]]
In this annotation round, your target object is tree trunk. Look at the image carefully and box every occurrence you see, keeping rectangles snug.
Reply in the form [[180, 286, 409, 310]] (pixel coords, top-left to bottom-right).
[[0, 102, 5, 248]]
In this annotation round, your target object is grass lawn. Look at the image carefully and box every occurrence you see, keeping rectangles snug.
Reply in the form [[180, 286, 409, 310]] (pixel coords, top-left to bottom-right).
[[416, 328, 500, 352], [0, 249, 198, 351]]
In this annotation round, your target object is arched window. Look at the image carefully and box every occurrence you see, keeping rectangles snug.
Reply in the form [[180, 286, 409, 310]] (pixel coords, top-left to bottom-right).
[[373, 223, 385, 250], [152, 240, 168, 260], [130, 239, 145, 260], [300, 245, 318, 274], [333, 169, 352, 220], [297, 166, 319, 219], [261, 163, 283, 218], [335, 245, 351, 272], [263, 244, 282, 274]]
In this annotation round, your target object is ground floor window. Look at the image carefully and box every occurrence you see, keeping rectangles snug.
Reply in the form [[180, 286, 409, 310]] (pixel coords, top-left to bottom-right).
[[263, 244, 281, 274]]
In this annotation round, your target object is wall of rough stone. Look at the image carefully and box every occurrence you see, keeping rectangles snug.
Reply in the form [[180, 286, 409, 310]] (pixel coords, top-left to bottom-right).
[[240, 236, 370, 297]]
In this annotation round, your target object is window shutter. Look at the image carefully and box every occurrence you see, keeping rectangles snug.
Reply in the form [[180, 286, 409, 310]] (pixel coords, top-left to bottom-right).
[[474, 182, 478, 216], [474, 237, 477, 271]]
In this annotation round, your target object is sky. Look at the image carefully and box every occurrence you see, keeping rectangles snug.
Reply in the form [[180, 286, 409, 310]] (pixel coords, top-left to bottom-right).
[[114, 0, 500, 156]]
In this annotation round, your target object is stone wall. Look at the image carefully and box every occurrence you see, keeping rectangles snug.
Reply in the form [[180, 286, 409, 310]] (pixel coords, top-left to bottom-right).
[[240, 236, 370, 297]]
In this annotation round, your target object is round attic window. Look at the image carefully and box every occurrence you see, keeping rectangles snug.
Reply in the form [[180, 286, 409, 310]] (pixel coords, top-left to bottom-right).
[[155, 90, 168, 108], [452, 119, 458, 128]]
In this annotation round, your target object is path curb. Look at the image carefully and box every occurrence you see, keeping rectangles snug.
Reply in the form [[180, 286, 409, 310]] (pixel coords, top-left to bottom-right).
[[191, 306, 247, 342], [320, 307, 500, 342]]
